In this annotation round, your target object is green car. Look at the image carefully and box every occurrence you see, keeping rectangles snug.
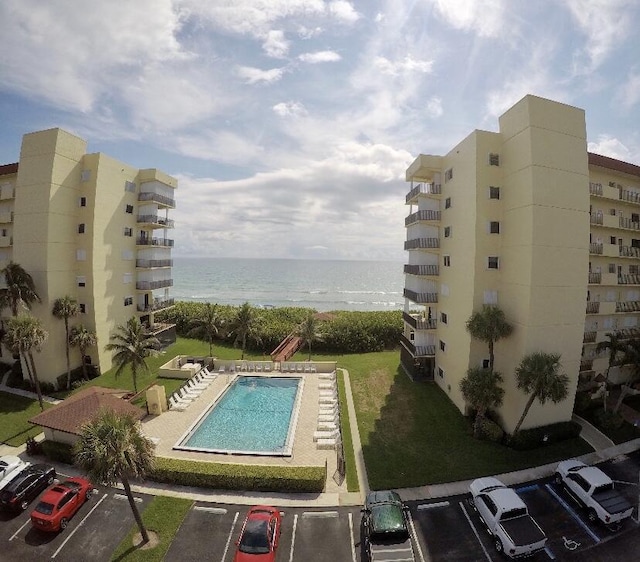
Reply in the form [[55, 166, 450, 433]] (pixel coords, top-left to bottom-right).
[[361, 491, 414, 561]]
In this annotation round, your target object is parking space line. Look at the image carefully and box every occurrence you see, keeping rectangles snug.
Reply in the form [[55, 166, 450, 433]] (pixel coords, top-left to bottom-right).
[[289, 513, 298, 562], [51, 492, 108, 559], [543, 484, 601, 544], [194, 506, 227, 514], [407, 511, 428, 562], [458, 501, 493, 562], [9, 519, 31, 541], [301, 510, 338, 518], [417, 501, 449, 510], [348, 512, 357, 562], [544, 545, 556, 559], [220, 511, 238, 562], [113, 493, 142, 503]]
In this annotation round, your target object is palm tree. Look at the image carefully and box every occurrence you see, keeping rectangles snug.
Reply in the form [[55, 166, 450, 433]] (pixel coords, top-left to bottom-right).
[[297, 312, 318, 361], [4, 315, 48, 410], [75, 409, 154, 545], [0, 261, 41, 316], [187, 303, 221, 358], [513, 352, 569, 435], [69, 324, 98, 382], [104, 317, 159, 393], [466, 305, 513, 372], [460, 367, 505, 438], [596, 332, 626, 412], [228, 302, 261, 360], [52, 296, 80, 390]]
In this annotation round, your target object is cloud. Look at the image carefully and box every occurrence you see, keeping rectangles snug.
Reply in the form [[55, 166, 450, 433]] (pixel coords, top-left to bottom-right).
[[298, 50, 341, 63], [430, 0, 509, 38], [618, 69, 640, 110], [426, 97, 443, 118], [373, 55, 433, 76], [273, 101, 308, 117], [262, 29, 290, 57], [237, 65, 287, 84], [328, 1, 360, 23], [588, 135, 636, 163]]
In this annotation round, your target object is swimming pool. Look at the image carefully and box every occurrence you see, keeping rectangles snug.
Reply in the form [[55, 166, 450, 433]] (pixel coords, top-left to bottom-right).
[[175, 376, 303, 456]]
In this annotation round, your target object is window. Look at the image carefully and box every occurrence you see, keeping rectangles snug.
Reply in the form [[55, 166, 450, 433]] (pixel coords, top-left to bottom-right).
[[482, 359, 490, 369], [488, 256, 499, 269], [443, 255, 451, 267], [610, 208, 617, 216], [439, 340, 446, 352], [610, 236, 617, 245], [444, 168, 453, 182], [76, 276, 86, 287], [123, 227, 133, 237], [124, 296, 133, 306], [79, 197, 87, 207], [125, 204, 134, 214], [80, 170, 91, 182], [123, 273, 133, 284], [489, 221, 500, 234], [633, 239, 640, 249], [630, 265, 639, 275], [489, 186, 500, 199], [609, 263, 616, 273], [444, 226, 452, 238], [484, 290, 498, 304], [440, 312, 448, 324], [489, 153, 500, 166], [445, 197, 451, 209], [79, 303, 86, 314], [633, 213, 640, 223], [78, 223, 85, 234], [76, 249, 86, 261], [124, 180, 136, 193]]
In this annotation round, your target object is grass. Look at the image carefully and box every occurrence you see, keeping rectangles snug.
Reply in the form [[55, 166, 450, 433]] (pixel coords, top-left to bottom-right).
[[110, 496, 192, 562], [0, 391, 49, 446], [336, 370, 359, 492]]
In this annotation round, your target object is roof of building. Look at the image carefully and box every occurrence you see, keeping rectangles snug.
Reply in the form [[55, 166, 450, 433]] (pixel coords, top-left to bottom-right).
[[29, 386, 145, 435], [589, 152, 640, 178], [0, 163, 18, 176]]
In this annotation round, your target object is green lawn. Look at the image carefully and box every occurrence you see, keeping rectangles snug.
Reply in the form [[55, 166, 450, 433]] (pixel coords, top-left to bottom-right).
[[0, 391, 49, 446]]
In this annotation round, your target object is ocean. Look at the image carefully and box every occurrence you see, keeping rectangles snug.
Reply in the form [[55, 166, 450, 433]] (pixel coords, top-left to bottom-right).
[[171, 257, 405, 312]]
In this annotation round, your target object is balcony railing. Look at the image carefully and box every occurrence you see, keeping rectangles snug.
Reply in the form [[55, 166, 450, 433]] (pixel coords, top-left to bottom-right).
[[580, 359, 594, 372], [619, 189, 640, 204], [586, 301, 600, 314], [403, 311, 437, 330], [137, 215, 175, 228], [614, 327, 640, 340], [589, 243, 603, 255], [405, 210, 441, 226], [136, 279, 173, 291], [404, 237, 440, 250], [138, 192, 176, 207], [136, 259, 173, 268], [137, 298, 175, 313], [620, 245, 640, 258], [616, 301, 640, 313], [583, 331, 597, 343], [136, 237, 174, 247], [589, 182, 603, 196], [590, 213, 603, 225], [403, 288, 438, 304], [618, 274, 640, 285], [404, 264, 439, 276], [405, 183, 441, 203], [619, 217, 640, 231], [399, 334, 436, 357], [588, 272, 601, 284]]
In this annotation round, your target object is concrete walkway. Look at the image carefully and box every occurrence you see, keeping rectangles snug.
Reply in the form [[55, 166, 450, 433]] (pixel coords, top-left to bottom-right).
[[573, 413, 616, 450], [0, 374, 62, 405]]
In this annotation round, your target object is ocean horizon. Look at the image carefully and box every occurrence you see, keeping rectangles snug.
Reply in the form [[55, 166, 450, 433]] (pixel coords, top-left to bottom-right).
[[171, 257, 405, 312]]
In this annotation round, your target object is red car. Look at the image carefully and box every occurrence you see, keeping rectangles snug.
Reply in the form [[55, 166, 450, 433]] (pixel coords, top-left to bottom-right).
[[234, 505, 282, 561], [30, 477, 94, 532]]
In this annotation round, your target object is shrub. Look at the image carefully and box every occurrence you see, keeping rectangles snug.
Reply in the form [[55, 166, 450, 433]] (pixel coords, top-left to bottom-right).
[[6, 360, 25, 388], [151, 457, 326, 493], [41, 440, 75, 464], [477, 417, 504, 442], [593, 408, 625, 431], [573, 391, 595, 415], [509, 421, 582, 451]]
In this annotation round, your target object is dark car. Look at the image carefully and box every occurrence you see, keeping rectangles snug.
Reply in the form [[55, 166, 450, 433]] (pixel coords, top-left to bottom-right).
[[0, 464, 56, 512], [361, 490, 414, 561]]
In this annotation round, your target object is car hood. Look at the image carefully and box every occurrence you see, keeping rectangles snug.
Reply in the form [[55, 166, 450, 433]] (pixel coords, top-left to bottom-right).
[[234, 552, 273, 562]]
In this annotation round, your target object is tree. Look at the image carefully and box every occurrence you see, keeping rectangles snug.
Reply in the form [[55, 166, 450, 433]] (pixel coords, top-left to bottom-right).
[[75, 409, 154, 545], [613, 338, 640, 414], [228, 302, 261, 360], [466, 305, 513, 372], [460, 367, 505, 438], [104, 317, 159, 394], [186, 303, 221, 358], [4, 315, 48, 411], [0, 261, 41, 316], [297, 312, 318, 361], [52, 296, 80, 390], [69, 324, 98, 382], [596, 332, 626, 412], [513, 352, 569, 435]]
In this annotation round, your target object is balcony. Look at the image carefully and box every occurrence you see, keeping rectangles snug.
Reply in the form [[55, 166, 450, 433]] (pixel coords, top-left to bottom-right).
[[583, 331, 597, 343], [136, 259, 173, 269], [136, 279, 173, 291], [619, 246, 640, 258], [400, 334, 436, 357], [586, 301, 600, 314], [589, 243, 603, 255], [405, 210, 441, 226], [403, 311, 437, 330], [136, 237, 174, 247], [580, 359, 594, 372], [138, 298, 175, 313], [619, 189, 640, 204], [588, 272, 601, 284], [616, 301, 640, 313], [137, 215, 175, 228], [0, 211, 13, 223], [404, 237, 440, 250], [405, 183, 441, 204], [590, 213, 603, 225], [614, 327, 640, 340], [138, 192, 175, 208], [589, 182, 603, 196], [404, 264, 439, 276], [404, 288, 438, 304], [619, 217, 640, 231], [618, 274, 640, 285]]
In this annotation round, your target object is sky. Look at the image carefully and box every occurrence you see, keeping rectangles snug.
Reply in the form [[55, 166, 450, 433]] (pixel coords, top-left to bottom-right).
[[1, 0, 639, 261]]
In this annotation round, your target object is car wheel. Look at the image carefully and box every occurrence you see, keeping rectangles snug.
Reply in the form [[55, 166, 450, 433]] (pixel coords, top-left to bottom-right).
[[86, 489, 93, 501], [587, 509, 598, 523], [60, 518, 68, 530], [494, 538, 503, 553], [20, 500, 29, 511], [47, 475, 55, 485]]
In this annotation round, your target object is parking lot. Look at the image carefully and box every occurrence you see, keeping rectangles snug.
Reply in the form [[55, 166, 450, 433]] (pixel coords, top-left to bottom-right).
[[1, 454, 639, 561]]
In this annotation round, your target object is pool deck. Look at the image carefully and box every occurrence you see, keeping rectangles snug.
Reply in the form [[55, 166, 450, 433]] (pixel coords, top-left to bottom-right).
[[141, 369, 347, 496]]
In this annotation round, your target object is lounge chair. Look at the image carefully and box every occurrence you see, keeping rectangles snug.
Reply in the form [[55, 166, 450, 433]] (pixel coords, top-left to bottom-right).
[[318, 414, 338, 423], [319, 390, 336, 397], [319, 407, 338, 415], [255, 363, 262, 372], [179, 386, 201, 399], [319, 372, 335, 380], [318, 382, 336, 390], [168, 396, 189, 411], [218, 365, 226, 374], [316, 438, 337, 449], [187, 378, 208, 391], [200, 368, 216, 380], [296, 364, 303, 373], [317, 421, 338, 431], [304, 364, 311, 373], [264, 363, 271, 372], [313, 429, 339, 441], [319, 398, 337, 406], [310, 364, 317, 373]]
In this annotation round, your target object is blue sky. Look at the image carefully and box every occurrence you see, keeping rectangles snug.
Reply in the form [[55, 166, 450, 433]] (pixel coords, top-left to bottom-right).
[[1, 0, 639, 261]]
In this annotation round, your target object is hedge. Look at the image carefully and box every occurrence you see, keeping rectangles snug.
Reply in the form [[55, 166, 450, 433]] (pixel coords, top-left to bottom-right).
[[41, 440, 75, 464], [151, 457, 326, 493], [508, 421, 582, 451]]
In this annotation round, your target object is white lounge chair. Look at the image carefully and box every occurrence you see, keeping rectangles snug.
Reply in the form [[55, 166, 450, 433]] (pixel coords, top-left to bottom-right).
[[218, 365, 226, 374], [318, 382, 336, 390], [319, 372, 336, 381], [310, 364, 317, 373], [319, 390, 336, 397], [169, 396, 189, 410], [296, 364, 303, 373], [304, 364, 311, 373], [317, 421, 338, 431], [313, 429, 339, 441], [319, 408, 337, 417], [180, 386, 201, 399], [319, 397, 337, 405], [264, 363, 271, 372], [255, 363, 262, 372], [318, 414, 338, 423], [316, 438, 337, 449], [200, 368, 216, 380], [187, 378, 208, 391]]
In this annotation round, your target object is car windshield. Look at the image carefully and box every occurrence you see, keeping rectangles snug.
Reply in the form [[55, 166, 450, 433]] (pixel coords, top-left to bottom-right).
[[239, 519, 270, 554], [62, 480, 82, 491], [35, 501, 54, 515]]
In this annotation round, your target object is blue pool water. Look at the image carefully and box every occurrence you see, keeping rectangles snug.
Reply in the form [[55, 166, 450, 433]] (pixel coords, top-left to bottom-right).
[[177, 376, 301, 455]]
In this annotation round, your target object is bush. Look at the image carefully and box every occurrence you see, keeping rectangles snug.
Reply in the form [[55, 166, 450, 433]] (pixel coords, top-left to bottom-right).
[[5, 360, 25, 388], [573, 391, 596, 415], [593, 408, 625, 431], [509, 421, 582, 451], [41, 440, 75, 464], [151, 457, 326, 493], [476, 417, 504, 442]]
